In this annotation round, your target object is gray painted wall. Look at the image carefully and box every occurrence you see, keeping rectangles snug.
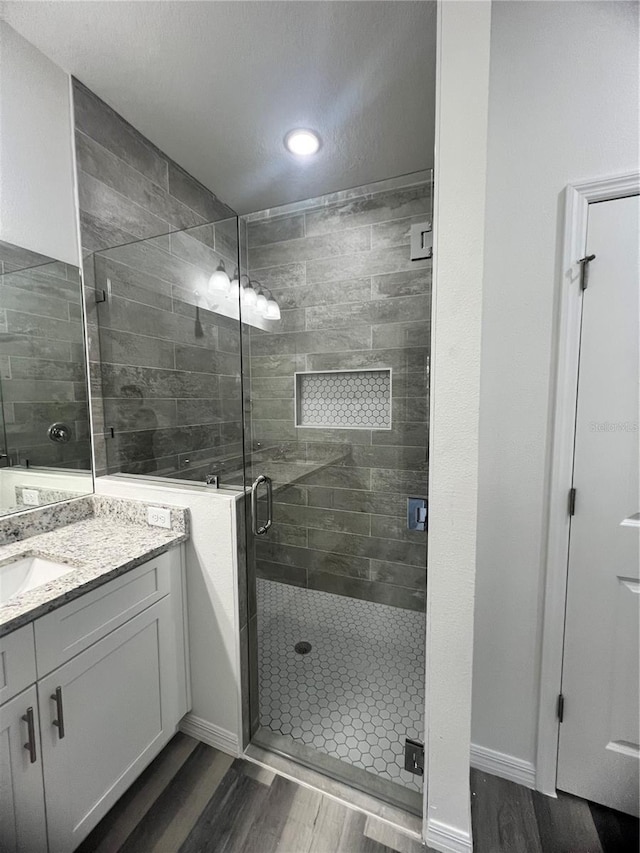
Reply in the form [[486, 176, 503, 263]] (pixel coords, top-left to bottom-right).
[[244, 179, 431, 611], [72, 79, 242, 479]]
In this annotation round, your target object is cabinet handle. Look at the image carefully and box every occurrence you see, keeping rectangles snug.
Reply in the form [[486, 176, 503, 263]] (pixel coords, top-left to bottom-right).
[[21, 706, 37, 763], [51, 686, 65, 739]]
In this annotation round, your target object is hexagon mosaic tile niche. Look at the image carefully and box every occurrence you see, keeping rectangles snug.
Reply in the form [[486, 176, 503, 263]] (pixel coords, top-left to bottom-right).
[[295, 369, 392, 429], [257, 578, 425, 793]]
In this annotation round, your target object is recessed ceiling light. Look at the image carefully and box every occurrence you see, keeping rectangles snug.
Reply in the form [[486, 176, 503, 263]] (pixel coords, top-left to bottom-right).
[[284, 129, 321, 156]]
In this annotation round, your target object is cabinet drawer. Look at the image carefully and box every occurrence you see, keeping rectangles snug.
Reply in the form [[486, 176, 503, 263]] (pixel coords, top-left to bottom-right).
[[35, 552, 173, 676], [0, 625, 36, 706]]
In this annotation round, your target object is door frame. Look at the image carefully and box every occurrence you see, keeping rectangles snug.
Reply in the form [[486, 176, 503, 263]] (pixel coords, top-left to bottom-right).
[[536, 171, 640, 796]]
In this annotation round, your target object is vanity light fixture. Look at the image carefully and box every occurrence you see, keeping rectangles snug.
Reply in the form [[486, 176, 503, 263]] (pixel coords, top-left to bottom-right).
[[255, 285, 268, 315], [241, 275, 258, 307], [229, 268, 240, 300], [284, 128, 321, 156], [202, 271, 281, 324], [242, 277, 281, 320], [265, 290, 281, 320], [208, 260, 231, 296]]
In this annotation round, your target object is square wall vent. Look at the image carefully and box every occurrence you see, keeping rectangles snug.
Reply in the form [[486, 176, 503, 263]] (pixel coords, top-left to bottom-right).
[[295, 369, 392, 430]]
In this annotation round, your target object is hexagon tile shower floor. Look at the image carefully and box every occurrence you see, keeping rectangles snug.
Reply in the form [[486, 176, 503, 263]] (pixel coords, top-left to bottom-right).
[[257, 578, 426, 793]]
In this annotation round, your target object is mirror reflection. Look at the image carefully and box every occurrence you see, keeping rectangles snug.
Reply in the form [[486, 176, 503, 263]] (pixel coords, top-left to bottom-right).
[[0, 239, 92, 515]]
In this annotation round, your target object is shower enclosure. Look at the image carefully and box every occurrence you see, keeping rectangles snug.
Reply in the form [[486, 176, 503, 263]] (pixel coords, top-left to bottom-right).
[[89, 171, 432, 813], [241, 173, 431, 812]]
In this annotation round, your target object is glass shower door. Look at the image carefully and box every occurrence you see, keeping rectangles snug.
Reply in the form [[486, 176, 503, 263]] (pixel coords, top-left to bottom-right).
[[240, 173, 432, 812]]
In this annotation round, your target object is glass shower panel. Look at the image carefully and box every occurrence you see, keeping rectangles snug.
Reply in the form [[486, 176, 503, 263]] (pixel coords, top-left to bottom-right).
[[241, 174, 432, 812], [91, 217, 244, 485]]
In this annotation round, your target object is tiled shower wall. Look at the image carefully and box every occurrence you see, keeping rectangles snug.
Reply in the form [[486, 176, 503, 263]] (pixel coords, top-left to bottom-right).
[[244, 177, 431, 611], [73, 80, 234, 254], [91, 226, 244, 480], [71, 79, 241, 478], [0, 242, 90, 469]]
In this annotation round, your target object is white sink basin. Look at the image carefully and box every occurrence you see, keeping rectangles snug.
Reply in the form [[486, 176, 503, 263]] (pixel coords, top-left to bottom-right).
[[0, 556, 76, 604]]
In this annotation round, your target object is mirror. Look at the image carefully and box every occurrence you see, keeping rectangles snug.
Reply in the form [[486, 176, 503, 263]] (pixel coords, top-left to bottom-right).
[[0, 239, 92, 515]]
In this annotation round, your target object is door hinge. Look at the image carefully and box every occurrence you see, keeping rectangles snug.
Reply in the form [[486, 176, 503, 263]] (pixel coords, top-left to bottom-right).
[[407, 497, 428, 532], [557, 693, 565, 723], [410, 222, 432, 261], [578, 254, 596, 290], [404, 738, 424, 776], [568, 487, 576, 516]]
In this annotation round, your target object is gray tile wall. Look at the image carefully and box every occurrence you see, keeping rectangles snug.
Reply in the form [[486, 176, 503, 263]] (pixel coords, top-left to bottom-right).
[[244, 180, 431, 611], [72, 79, 241, 479], [73, 81, 234, 255], [0, 242, 90, 469], [91, 228, 244, 480], [0, 240, 59, 274]]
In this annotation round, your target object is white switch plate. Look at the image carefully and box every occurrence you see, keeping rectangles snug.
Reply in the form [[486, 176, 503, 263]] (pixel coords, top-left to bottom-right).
[[147, 506, 171, 529], [22, 489, 40, 506]]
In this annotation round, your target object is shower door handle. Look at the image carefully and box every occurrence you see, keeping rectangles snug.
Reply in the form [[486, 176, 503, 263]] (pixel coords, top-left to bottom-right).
[[251, 475, 273, 536]]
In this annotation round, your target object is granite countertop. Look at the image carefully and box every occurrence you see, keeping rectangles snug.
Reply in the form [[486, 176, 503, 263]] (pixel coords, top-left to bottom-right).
[[0, 495, 189, 638]]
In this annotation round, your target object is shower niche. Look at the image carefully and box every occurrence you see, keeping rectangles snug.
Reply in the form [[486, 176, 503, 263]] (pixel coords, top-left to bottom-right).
[[295, 368, 392, 430]]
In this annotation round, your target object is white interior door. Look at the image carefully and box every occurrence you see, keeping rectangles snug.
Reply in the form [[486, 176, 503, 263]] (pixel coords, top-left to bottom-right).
[[557, 193, 640, 815]]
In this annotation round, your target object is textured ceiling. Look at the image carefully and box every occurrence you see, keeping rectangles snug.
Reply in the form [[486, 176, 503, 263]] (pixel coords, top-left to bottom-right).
[[1, 1, 436, 214]]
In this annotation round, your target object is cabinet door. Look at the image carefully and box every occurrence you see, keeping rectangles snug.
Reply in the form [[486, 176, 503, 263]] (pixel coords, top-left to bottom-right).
[[0, 686, 48, 853], [38, 596, 182, 853]]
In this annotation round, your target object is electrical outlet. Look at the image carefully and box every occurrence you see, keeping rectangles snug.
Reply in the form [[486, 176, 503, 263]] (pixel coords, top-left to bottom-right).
[[147, 506, 171, 529], [22, 489, 40, 506]]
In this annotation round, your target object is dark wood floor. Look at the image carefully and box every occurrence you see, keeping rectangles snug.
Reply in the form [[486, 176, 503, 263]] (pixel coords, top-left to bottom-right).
[[77, 734, 639, 853]]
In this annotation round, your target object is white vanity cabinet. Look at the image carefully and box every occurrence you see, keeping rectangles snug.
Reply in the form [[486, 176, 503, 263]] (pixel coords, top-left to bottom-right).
[[0, 546, 189, 853], [0, 686, 48, 853]]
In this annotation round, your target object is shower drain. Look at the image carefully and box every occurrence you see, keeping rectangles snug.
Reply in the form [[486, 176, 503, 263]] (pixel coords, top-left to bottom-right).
[[294, 641, 312, 655]]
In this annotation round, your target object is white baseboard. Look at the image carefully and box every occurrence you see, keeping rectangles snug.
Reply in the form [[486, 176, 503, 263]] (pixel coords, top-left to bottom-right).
[[425, 819, 472, 853], [470, 743, 536, 789], [179, 713, 240, 757]]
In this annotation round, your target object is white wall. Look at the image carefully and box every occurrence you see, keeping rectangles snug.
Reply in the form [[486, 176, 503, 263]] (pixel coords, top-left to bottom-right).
[[0, 21, 79, 264], [425, 2, 491, 850], [0, 468, 92, 513], [96, 477, 244, 753], [473, 0, 640, 778]]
